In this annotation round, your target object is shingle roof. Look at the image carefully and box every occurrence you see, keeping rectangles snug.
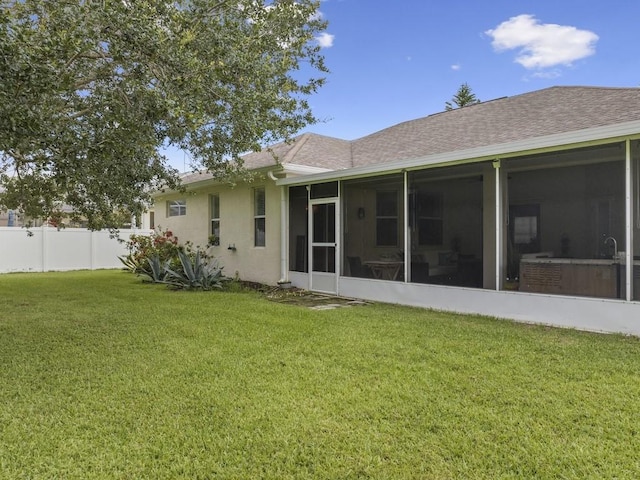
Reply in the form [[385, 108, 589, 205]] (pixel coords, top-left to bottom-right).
[[177, 133, 351, 186], [351, 86, 640, 166], [180, 86, 640, 185], [240, 132, 352, 170]]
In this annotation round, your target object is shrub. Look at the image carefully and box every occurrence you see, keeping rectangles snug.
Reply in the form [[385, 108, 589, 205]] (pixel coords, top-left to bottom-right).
[[120, 228, 224, 290], [163, 250, 224, 290], [119, 227, 182, 274]]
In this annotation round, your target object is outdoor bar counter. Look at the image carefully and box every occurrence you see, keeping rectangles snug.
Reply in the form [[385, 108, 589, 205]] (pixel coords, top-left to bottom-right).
[[519, 257, 640, 299]]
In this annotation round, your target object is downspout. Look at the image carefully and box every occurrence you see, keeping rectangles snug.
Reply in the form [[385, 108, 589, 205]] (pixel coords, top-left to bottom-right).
[[268, 170, 289, 285]]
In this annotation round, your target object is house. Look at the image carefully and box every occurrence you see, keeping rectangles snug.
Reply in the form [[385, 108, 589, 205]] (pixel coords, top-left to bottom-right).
[[154, 133, 349, 284], [0, 198, 153, 229], [0, 209, 17, 227], [154, 86, 640, 335]]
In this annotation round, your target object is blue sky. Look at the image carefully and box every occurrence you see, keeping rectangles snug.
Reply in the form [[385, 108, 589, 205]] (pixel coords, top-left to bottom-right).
[[166, 0, 640, 170]]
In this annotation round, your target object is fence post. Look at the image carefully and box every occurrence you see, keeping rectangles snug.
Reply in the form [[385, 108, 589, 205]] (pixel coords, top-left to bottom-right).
[[41, 225, 47, 272], [90, 230, 96, 270]]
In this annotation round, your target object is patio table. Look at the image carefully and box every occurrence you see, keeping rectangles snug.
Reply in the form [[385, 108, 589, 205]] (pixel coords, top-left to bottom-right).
[[363, 260, 403, 281]]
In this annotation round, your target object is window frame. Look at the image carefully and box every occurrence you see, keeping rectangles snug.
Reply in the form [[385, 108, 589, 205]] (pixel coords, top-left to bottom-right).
[[417, 192, 443, 246], [167, 199, 187, 217], [254, 187, 266, 247], [209, 194, 220, 246], [375, 190, 399, 247]]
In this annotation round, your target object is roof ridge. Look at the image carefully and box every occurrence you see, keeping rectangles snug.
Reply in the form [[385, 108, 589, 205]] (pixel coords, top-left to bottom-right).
[[280, 133, 312, 164], [299, 131, 352, 143], [547, 85, 640, 90]]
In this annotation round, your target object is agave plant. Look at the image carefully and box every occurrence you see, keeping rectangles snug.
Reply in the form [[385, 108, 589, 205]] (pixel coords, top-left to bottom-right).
[[138, 254, 171, 283], [163, 250, 224, 290], [118, 253, 141, 273]]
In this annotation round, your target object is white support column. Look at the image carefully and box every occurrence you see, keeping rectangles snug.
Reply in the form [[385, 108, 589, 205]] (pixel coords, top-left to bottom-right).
[[335, 189, 341, 294], [269, 170, 290, 286], [493, 159, 502, 291], [625, 139, 633, 301], [403, 170, 409, 283], [306, 185, 312, 291], [279, 185, 289, 284]]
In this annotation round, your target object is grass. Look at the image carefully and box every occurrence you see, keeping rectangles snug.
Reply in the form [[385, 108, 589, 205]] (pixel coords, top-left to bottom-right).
[[1, 271, 639, 479]]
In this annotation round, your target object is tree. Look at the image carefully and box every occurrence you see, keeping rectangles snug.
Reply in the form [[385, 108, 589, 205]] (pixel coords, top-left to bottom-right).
[[445, 83, 480, 111], [0, 0, 328, 229]]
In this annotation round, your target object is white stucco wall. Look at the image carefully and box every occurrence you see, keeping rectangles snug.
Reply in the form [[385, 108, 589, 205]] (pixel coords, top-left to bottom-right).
[[285, 273, 640, 336], [335, 276, 640, 336], [155, 177, 283, 285]]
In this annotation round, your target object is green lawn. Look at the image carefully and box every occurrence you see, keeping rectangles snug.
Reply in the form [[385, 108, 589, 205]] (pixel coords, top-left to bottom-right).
[[1, 271, 639, 479]]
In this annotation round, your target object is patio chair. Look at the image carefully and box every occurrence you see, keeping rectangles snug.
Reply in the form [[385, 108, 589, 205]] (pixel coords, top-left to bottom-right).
[[347, 256, 371, 278]]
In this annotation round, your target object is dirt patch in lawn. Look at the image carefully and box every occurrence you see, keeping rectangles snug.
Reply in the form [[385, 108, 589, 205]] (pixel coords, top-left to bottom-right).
[[240, 281, 369, 309]]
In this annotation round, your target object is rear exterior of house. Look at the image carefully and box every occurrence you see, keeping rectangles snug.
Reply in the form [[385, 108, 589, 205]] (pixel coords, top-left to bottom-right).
[[156, 175, 285, 284], [154, 133, 349, 284], [155, 86, 640, 335]]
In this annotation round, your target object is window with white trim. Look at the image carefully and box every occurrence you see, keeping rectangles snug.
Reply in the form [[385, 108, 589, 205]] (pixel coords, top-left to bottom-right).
[[210, 194, 220, 246], [167, 199, 186, 217], [254, 187, 266, 247]]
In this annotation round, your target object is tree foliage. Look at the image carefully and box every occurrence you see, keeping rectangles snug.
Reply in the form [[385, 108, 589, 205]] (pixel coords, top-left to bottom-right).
[[0, 0, 328, 229], [445, 83, 480, 111]]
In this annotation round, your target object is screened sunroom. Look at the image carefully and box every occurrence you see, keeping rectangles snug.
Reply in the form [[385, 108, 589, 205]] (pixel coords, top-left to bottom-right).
[[283, 136, 640, 333]]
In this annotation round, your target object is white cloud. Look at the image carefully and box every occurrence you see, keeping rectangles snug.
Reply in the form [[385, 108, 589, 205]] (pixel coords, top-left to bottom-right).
[[485, 14, 598, 69], [532, 69, 562, 79], [451, 64, 461, 71], [315, 32, 335, 48]]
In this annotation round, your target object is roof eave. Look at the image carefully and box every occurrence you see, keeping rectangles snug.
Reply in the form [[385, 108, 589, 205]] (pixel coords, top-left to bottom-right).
[[282, 163, 334, 176], [152, 164, 285, 197], [277, 120, 640, 186]]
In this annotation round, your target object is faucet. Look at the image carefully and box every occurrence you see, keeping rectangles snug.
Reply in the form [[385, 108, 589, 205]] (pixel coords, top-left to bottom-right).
[[604, 236, 617, 259]]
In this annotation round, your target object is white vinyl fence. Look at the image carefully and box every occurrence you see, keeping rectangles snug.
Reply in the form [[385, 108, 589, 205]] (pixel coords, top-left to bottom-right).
[[0, 227, 152, 274]]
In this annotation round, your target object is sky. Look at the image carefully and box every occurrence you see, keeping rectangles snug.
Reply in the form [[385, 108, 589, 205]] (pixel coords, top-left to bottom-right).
[[165, 0, 640, 171]]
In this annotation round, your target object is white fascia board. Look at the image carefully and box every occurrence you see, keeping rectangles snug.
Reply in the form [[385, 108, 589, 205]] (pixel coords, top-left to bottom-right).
[[277, 120, 640, 186], [152, 164, 287, 197], [282, 164, 334, 176]]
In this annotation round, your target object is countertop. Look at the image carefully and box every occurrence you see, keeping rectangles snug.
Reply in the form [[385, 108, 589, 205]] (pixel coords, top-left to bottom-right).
[[520, 257, 639, 266]]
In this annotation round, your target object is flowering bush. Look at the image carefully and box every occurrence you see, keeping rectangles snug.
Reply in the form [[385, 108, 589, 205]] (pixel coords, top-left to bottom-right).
[[119, 228, 223, 290], [119, 228, 182, 274]]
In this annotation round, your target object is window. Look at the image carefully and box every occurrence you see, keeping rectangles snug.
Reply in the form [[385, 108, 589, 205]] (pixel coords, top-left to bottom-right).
[[376, 190, 398, 246], [167, 199, 186, 217], [417, 192, 443, 246], [210, 194, 220, 246], [509, 204, 540, 254], [513, 216, 537, 244], [310, 182, 338, 199], [254, 187, 266, 247]]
